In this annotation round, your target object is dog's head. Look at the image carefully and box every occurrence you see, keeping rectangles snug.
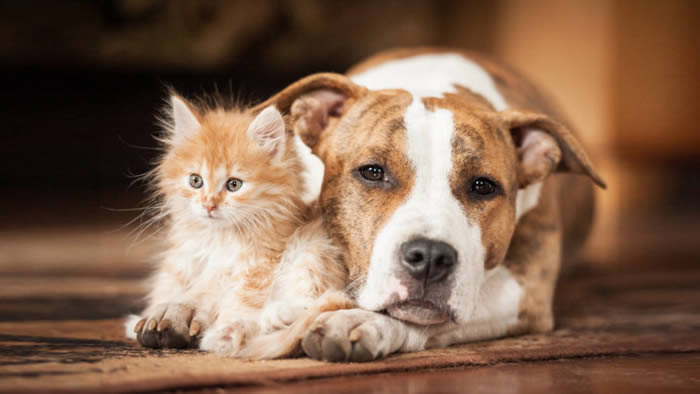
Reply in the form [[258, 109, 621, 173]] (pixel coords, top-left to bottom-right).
[[257, 72, 605, 326]]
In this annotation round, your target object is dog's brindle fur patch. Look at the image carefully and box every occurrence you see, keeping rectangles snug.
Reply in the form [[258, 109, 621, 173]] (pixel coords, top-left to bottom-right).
[[317, 90, 414, 290]]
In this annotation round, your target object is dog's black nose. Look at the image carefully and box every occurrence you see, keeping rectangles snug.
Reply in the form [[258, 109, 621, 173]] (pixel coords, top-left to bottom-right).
[[400, 238, 457, 283]]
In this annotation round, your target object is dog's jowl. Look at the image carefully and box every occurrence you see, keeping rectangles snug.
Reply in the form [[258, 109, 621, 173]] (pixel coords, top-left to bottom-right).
[[257, 48, 606, 362]]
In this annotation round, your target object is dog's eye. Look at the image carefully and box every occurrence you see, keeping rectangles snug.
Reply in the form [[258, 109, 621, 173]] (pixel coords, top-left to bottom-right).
[[189, 174, 203, 189], [470, 178, 496, 196], [359, 165, 385, 182], [226, 177, 243, 192]]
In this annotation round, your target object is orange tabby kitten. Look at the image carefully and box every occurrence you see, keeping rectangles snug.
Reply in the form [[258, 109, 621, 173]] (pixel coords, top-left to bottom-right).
[[125, 94, 348, 357]]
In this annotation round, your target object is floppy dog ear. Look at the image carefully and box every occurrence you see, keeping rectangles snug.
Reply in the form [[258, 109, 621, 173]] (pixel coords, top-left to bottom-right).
[[501, 109, 606, 189], [253, 73, 366, 149]]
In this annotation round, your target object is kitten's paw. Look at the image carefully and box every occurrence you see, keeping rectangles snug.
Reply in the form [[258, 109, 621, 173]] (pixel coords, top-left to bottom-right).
[[301, 309, 401, 362], [259, 302, 306, 333], [200, 320, 254, 356], [134, 303, 206, 349]]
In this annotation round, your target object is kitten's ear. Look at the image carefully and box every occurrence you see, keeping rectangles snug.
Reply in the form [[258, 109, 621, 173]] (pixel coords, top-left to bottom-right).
[[247, 106, 286, 157], [168, 95, 201, 145]]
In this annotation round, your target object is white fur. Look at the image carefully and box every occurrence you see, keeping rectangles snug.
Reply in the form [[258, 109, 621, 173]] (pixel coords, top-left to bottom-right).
[[411, 266, 521, 351], [293, 135, 324, 205], [357, 97, 486, 323], [164, 231, 254, 303], [351, 53, 507, 110], [425, 266, 522, 349], [515, 182, 543, 222], [124, 314, 141, 340], [170, 95, 201, 144]]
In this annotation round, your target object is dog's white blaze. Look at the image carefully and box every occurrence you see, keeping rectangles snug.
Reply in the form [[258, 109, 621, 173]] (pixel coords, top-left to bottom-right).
[[351, 53, 507, 111], [358, 97, 484, 321]]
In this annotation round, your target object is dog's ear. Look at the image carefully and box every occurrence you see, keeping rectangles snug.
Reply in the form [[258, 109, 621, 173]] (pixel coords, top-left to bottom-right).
[[253, 73, 366, 149], [501, 109, 606, 189]]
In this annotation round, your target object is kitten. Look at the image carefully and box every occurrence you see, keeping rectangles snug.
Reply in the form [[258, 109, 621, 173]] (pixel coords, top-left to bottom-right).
[[125, 94, 349, 356]]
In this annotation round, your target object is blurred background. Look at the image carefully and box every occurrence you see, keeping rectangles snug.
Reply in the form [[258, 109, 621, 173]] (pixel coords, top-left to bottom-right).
[[1, 0, 698, 281]]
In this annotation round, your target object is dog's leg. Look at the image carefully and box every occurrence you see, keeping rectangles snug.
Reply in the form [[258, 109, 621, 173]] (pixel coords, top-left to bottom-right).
[[504, 188, 563, 334], [301, 309, 426, 362]]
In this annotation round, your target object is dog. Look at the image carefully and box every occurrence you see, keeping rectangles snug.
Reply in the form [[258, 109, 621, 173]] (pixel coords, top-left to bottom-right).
[[254, 48, 606, 361]]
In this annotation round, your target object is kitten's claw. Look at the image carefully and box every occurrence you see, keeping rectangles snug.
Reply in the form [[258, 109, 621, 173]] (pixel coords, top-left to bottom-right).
[[189, 321, 201, 337], [134, 303, 202, 349], [133, 318, 146, 333]]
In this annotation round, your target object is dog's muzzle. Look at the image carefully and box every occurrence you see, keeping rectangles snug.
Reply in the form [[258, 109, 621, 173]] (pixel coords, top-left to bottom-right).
[[385, 238, 457, 325]]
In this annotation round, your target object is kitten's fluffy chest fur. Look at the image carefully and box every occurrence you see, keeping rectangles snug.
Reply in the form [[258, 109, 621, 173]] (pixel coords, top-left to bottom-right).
[[163, 214, 297, 308], [167, 229, 268, 284]]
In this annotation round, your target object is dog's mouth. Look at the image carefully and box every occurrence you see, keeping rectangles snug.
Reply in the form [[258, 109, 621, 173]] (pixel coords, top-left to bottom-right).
[[385, 300, 450, 326]]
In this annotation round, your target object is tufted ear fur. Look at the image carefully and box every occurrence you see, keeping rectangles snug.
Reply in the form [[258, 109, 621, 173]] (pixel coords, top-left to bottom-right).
[[247, 106, 286, 158], [502, 109, 606, 189], [166, 94, 202, 145], [253, 73, 366, 150]]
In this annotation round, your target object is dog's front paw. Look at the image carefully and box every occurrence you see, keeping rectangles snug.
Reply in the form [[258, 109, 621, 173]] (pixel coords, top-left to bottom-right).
[[133, 303, 204, 349], [199, 320, 256, 356], [301, 309, 402, 362]]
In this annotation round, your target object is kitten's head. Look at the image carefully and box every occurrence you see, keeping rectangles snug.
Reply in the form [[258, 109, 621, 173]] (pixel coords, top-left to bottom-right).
[[155, 95, 306, 233]]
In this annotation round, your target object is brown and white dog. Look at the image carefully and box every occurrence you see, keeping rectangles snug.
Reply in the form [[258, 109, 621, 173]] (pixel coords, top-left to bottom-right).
[[255, 48, 606, 362]]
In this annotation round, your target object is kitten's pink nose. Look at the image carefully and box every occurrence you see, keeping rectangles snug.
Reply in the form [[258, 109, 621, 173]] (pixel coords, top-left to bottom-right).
[[203, 203, 217, 214]]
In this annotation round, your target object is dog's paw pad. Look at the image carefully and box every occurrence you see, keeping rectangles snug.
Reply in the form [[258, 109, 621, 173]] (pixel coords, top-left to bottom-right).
[[301, 310, 388, 362]]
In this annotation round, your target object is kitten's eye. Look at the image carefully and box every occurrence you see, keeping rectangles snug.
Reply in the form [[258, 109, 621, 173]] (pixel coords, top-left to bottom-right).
[[470, 177, 497, 197], [358, 165, 385, 182], [226, 177, 243, 192], [189, 174, 203, 189]]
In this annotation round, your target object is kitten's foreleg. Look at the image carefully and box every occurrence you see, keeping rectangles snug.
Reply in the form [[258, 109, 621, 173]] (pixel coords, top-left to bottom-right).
[[199, 305, 260, 356], [127, 268, 208, 348]]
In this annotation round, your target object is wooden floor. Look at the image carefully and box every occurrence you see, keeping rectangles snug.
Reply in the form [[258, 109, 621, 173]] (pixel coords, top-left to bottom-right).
[[227, 353, 700, 394]]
